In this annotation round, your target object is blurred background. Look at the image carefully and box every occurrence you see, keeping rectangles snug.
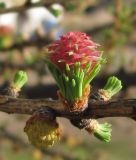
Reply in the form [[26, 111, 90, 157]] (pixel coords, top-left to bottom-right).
[[0, 0, 136, 159]]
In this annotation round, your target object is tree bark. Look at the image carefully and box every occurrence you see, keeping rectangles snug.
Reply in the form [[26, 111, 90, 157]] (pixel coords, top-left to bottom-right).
[[0, 95, 136, 120]]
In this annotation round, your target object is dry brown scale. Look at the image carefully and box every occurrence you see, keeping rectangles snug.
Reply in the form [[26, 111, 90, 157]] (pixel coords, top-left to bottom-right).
[[57, 85, 91, 112]]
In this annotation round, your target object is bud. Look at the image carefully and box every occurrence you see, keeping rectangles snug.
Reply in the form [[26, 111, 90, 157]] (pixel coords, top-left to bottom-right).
[[24, 113, 61, 148], [0, 2, 6, 9], [85, 119, 112, 142], [8, 70, 27, 97], [50, 4, 63, 17], [98, 76, 122, 101], [13, 70, 28, 92]]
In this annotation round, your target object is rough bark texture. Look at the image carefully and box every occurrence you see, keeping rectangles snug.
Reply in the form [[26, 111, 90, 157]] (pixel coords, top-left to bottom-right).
[[0, 95, 136, 120]]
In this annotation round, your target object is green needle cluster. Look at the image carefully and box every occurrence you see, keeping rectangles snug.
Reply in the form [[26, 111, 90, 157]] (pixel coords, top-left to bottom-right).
[[13, 70, 28, 90], [0, 2, 6, 9], [94, 122, 112, 142], [103, 76, 122, 98], [50, 5, 62, 17], [47, 61, 101, 102]]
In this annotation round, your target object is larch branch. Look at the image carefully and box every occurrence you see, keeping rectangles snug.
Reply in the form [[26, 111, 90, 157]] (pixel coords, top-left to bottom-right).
[[0, 95, 136, 120], [0, 37, 51, 52], [0, 0, 65, 15]]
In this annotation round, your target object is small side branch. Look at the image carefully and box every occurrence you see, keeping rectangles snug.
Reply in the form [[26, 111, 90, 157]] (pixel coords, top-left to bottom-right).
[[0, 37, 51, 52], [0, 95, 136, 120], [0, 0, 65, 15]]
